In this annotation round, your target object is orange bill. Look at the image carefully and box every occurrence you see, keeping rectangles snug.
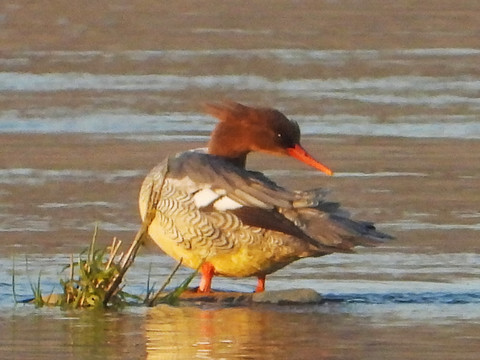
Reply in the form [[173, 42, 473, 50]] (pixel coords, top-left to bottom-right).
[[287, 144, 333, 176]]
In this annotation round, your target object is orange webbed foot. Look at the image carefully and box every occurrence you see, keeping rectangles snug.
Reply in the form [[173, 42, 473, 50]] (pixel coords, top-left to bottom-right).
[[197, 262, 215, 293], [255, 275, 266, 293]]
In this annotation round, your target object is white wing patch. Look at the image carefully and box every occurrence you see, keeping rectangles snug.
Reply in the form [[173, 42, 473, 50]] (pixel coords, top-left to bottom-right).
[[193, 188, 221, 208], [192, 188, 243, 211], [213, 196, 243, 211]]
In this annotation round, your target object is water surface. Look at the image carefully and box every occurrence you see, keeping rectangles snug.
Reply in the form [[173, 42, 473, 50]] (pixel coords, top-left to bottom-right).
[[1, 0, 480, 359]]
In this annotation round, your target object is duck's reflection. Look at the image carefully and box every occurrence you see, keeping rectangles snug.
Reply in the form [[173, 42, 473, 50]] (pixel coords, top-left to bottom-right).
[[146, 305, 337, 360]]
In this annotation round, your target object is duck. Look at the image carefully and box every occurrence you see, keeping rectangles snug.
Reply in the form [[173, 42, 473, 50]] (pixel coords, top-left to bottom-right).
[[139, 101, 393, 293]]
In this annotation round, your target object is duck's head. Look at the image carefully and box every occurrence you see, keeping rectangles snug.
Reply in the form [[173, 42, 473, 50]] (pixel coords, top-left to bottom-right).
[[205, 101, 333, 175]]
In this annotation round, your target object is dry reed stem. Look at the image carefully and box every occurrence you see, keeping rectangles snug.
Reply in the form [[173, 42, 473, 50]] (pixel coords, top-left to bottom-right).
[[146, 258, 183, 307], [106, 237, 122, 270], [102, 184, 160, 306]]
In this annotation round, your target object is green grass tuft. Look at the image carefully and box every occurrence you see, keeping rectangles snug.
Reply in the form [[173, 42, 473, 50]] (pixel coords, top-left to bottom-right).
[[14, 226, 195, 309], [15, 186, 195, 309], [60, 227, 125, 308]]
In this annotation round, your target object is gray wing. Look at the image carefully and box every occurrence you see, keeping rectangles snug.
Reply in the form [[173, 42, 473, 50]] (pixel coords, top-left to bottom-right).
[[166, 150, 322, 211], [161, 150, 393, 252]]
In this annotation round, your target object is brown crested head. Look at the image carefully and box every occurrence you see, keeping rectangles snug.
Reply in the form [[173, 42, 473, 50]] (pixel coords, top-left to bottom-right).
[[205, 101, 332, 175]]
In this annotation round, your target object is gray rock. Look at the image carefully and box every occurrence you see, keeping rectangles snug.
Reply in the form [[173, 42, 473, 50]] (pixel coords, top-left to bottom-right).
[[252, 288, 323, 304]]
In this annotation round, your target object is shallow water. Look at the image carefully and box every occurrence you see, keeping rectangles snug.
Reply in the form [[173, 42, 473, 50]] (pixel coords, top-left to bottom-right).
[[1, 0, 480, 358]]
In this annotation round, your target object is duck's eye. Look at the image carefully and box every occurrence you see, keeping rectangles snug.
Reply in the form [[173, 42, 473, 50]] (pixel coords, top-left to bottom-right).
[[276, 133, 284, 144], [275, 131, 294, 148]]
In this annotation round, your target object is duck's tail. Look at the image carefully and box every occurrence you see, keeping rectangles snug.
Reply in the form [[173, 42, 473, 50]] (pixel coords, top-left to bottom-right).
[[281, 188, 394, 253]]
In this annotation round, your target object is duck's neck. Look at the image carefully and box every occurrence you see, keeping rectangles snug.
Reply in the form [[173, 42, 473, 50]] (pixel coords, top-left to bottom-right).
[[222, 154, 247, 168], [207, 146, 247, 168], [207, 125, 249, 168]]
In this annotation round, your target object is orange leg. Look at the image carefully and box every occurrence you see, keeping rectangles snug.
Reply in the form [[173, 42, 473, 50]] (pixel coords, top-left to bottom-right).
[[255, 275, 266, 293], [198, 262, 215, 293]]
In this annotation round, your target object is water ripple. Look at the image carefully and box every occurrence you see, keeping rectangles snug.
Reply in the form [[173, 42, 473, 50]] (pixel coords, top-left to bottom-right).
[[2, 72, 480, 97], [0, 168, 144, 185], [324, 291, 480, 304], [11, 48, 480, 64]]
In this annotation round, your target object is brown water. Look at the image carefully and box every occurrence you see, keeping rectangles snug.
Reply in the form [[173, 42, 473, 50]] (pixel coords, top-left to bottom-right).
[[1, 0, 480, 359]]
